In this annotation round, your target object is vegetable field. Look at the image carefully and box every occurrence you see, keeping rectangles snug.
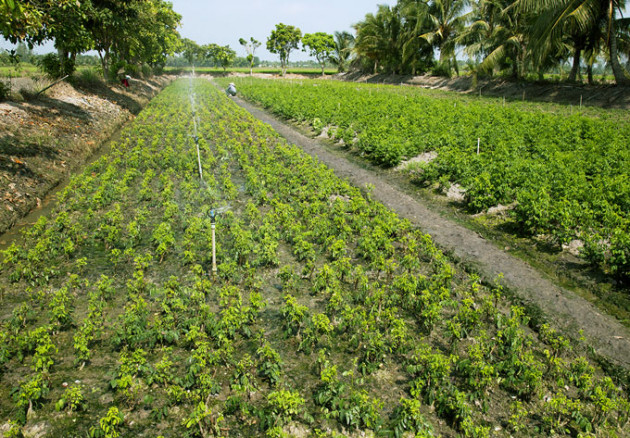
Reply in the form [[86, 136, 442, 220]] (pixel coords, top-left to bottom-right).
[[221, 78, 630, 281], [0, 79, 629, 437]]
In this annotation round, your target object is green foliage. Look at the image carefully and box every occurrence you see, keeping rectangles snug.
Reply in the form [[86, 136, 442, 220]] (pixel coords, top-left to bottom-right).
[[183, 401, 224, 437], [264, 389, 305, 428], [204, 43, 236, 72], [302, 32, 335, 75], [152, 222, 176, 262], [391, 398, 434, 438], [90, 407, 124, 438], [37, 53, 75, 78], [0, 80, 9, 101], [12, 373, 49, 424], [280, 294, 308, 337], [55, 384, 85, 412], [257, 340, 283, 387], [229, 77, 630, 278], [1, 77, 628, 438], [267, 23, 302, 75]]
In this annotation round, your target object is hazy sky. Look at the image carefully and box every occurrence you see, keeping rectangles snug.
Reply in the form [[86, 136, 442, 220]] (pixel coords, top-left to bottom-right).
[[1, 0, 397, 62], [171, 0, 396, 61]]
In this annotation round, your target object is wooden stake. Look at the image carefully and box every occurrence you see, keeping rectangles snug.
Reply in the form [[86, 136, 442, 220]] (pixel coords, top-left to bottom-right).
[[211, 222, 217, 275]]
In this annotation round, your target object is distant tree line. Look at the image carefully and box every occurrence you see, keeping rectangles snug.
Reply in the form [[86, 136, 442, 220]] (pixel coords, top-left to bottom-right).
[[4, 0, 627, 84], [351, 0, 630, 85], [1, 0, 182, 79]]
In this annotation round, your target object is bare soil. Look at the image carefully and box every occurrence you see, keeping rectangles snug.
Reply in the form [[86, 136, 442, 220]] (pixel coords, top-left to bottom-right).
[[227, 90, 630, 371], [0, 75, 173, 236]]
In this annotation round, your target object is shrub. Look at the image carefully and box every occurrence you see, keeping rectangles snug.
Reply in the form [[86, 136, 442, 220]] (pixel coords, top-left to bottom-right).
[[0, 80, 9, 101], [37, 53, 75, 78], [71, 67, 104, 88], [141, 64, 152, 78]]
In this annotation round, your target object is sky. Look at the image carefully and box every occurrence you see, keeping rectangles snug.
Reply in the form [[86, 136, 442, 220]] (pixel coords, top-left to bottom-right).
[[171, 0, 398, 62], [1, 0, 397, 62]]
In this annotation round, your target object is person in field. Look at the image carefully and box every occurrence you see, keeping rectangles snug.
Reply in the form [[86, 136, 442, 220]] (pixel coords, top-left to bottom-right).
[[226, 82, 237, 96]]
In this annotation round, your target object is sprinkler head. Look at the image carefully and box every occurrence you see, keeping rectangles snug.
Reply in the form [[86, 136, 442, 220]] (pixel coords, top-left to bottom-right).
[[210, 209, 216, 223]]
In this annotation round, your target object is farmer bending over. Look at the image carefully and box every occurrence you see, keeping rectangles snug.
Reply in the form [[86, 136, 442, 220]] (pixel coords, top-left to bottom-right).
[[226, 82, 237, 96]]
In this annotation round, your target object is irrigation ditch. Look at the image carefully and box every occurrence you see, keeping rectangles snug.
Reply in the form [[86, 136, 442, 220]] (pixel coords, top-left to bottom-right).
[[0, 75, 174, 238]]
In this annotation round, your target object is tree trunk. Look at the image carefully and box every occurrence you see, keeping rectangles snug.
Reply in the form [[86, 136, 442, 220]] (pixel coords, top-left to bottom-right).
[[57, 47, 67, 77], [608, 3, 630, 85], [568, 47, 581, 82], [281, 54, 288, 76], [452, 56, 459, 77], [512, 60, 518, 79], [587, 63, 594, 85], [98, 50, 111, 81]]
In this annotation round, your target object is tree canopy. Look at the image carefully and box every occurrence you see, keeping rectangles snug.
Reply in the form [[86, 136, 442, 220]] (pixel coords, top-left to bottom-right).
[[267, 23, 302, 76], [204, 43, 236, 72], [239, 37, 261, 75], [302, 32, 335, 76], [1, 0, 182, 79], [350, 0, 630, 84]]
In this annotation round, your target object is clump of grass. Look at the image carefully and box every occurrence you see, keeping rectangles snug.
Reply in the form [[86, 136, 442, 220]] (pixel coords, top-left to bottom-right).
[[70, 67, 105, 89], [0, 81, 9, 101], [19, 86, 38, 101]]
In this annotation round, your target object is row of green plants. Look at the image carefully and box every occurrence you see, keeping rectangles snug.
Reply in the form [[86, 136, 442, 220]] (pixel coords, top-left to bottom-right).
[[0, 78, 628, 437], [221, 77, 630, 281]]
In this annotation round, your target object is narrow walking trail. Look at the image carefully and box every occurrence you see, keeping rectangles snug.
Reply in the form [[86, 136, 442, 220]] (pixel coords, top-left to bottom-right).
[[230, 94, 630, 370]]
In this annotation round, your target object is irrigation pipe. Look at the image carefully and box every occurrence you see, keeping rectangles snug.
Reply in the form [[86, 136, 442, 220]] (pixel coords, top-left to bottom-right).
[[188, 73, 204, 182], [36, 75, 69, 96], [187, 71, 220, 276]]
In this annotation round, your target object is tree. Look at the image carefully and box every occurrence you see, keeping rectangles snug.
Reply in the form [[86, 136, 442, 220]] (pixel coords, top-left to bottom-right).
[[85, 0, 181, 79], [522, 0, 630, 85], [180, 38, 202, 67], [0, 0, 76, 45], [329, 31, 355, 73], [399, 0, 435, 75], [205, 44, 236, 71], [420, 0, 472, 76], [239, 37, 261, 75], [267, 23, 302, 76], [461, 0, 532, 79], [85, 0, 141, 78], [48, 1, 93, 76], [129, 0, 182, 70], [302, 32, 335, 76], [1, 0, 90, 76], [354, 5, 404, 74]]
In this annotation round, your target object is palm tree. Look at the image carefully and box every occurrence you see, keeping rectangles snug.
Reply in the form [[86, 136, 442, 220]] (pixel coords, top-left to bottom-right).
[[419, 0, 472, 75], [398, 0, 435, 74], [483, 1, 531, 78], [330, 31, 355, 72], [354, 5, 404, 74], [522, 0, 630, 85]]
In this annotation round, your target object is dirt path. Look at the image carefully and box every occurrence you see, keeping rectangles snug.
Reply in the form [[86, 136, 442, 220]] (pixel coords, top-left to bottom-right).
[[230, 94, 630, 370]]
